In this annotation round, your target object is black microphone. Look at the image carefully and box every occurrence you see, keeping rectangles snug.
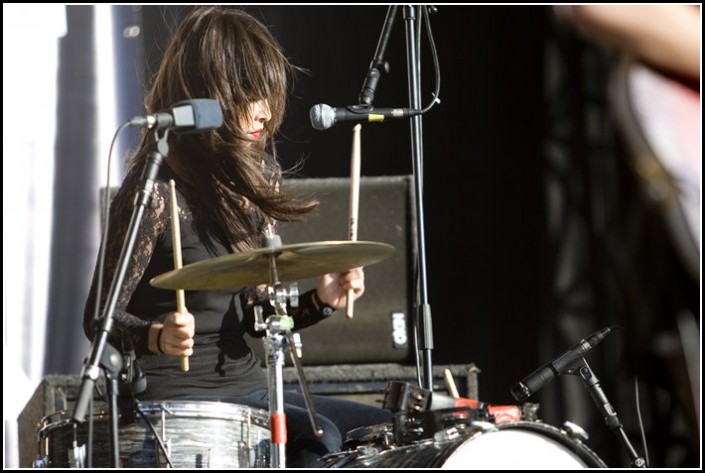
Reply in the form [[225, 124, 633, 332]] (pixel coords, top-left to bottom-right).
[[129, 99, 223, 133], [510, 327, 612, 402], [310, 103, 420, 130]]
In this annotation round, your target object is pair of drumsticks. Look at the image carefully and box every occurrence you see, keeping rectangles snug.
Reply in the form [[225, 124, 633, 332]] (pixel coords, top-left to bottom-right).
[[169, 123, 362, 371]]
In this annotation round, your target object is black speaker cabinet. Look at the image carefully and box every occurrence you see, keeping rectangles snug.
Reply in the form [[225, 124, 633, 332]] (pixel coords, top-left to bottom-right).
[[246, 175, 416, 365]]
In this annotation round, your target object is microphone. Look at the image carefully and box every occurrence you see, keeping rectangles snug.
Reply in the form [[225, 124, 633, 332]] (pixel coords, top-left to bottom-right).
[[310, 103, 420, 130], [129, 99, 223, 133], [510, 327, 612, 402]]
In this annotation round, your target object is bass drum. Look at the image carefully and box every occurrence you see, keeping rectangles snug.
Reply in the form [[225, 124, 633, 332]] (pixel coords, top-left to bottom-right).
[[323, 421, 606, 468], [37, 400, 270, 468]]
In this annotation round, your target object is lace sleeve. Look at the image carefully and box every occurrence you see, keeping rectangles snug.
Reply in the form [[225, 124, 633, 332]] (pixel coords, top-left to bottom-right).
[[83, 172, 168, 356]]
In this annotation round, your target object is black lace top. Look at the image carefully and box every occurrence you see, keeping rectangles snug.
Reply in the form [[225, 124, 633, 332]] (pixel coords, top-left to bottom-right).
[[83, 163, 328, 399]]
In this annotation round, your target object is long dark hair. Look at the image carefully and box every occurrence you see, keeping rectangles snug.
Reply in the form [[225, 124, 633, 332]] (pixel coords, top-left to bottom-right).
[[132, 6, 316, 250]]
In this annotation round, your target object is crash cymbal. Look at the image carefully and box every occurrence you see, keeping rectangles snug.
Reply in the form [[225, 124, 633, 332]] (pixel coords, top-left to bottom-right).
[[150, 240, 394, 290]]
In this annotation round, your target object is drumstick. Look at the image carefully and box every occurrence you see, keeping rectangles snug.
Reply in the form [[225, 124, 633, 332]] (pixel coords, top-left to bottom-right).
[[444, 369, 460, 399], [346, 124, 361, 319], [169, 179, 189, 372]]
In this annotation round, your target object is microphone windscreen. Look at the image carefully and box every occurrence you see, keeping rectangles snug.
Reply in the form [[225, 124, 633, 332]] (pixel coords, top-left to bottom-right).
[[187, 99, 223, 132], [310, 104, 335, 130]]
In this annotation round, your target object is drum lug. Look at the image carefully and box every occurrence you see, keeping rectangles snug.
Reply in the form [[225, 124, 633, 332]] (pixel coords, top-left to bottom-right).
[[520, 402, 540, 422], [67, 443, 86, 468], [470, 420, 498, 432], [355, 445, 380, 460], [433, 426, 461, 442], [562, 421, 590, 442]]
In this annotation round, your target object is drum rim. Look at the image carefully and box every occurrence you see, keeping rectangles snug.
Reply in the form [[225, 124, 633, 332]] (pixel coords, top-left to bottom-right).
[[38, 399, 270, 433]]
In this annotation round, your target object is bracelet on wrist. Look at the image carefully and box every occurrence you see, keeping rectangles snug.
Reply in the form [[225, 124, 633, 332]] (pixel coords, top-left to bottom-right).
[[157, 327, 166, 355]]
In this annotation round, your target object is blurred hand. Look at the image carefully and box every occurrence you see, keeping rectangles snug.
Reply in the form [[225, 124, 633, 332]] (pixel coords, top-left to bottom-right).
[[160, 310, 195, 356], [316, 267, 365, 309]]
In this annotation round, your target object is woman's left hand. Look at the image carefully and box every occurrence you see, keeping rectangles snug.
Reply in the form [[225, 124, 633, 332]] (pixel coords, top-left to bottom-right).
[[316, 267, 365, 309]]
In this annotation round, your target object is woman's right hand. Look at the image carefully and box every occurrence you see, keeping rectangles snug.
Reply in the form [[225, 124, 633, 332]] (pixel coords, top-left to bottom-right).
[[149, 311, 195, 356]]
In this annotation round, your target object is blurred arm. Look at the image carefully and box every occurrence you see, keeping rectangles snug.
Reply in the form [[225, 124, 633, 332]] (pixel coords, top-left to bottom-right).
[[556, 5, 701, 80]]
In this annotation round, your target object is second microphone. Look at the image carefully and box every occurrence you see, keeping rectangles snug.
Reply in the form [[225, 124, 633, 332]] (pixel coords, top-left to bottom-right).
[[310, 104, 420, 130]]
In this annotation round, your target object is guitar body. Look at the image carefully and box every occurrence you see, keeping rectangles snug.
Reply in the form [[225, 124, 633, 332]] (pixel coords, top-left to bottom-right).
[[610, 56, 701, 281]]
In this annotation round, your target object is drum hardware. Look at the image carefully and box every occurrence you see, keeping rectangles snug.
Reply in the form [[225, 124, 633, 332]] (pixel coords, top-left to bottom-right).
[[130, 405, 174, 468], [322, 444, 380, 469], [66, 436, 85, 469], [432, 425, 463, 443], [562, 420, 590, 443], [383, 381, 517, 446], [520, 401, 540, 422], [344, 423, 395, 451], [252, 232, 326, 468], [34, 423, 87, 468], [383, 380, 525, 446], [383, 380, 432, 413], [393, 407, 482, 446], [110, 388, 177, 467]]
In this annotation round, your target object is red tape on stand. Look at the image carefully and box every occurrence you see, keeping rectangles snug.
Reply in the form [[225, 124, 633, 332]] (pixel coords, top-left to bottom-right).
[[271, 412, 287, 444]]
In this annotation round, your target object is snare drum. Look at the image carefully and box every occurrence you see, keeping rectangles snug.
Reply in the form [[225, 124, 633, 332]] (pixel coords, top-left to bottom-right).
[[37, 400, 270, 468], [323, 421, 606, 468]]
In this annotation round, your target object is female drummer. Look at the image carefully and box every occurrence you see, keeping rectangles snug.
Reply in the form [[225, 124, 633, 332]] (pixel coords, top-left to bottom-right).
[[83, 6, 391, 467]]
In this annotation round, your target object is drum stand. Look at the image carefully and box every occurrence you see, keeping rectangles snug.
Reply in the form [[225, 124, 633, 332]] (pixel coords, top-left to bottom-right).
[[254, 233, 323, 468]]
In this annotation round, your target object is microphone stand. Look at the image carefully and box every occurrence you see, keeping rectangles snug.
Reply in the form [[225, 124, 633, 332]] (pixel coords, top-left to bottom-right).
[[572, 357, 646, 468], [72, 130, 171, 467], [403, 5, 434, 391], [358, 5, 398, 106], [357, 6, 435, 391]]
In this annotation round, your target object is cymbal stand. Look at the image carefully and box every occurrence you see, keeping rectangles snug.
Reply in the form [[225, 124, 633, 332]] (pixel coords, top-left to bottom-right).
[[254, 234, 323, 468]]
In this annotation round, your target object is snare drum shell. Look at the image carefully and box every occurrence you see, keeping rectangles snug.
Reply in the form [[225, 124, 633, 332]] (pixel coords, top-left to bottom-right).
[[37, 400, 270, 468]]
